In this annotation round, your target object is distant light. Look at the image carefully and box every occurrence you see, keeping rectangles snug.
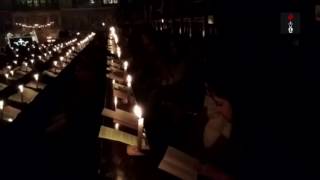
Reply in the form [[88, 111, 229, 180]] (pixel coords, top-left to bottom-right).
[[102, 22, 106, 27], [77, 32, 80, 36], [90, 0, 95, 4], [7, 118, 13, 123], [208, 15, 214, 25], [161, 19, 164, 23]]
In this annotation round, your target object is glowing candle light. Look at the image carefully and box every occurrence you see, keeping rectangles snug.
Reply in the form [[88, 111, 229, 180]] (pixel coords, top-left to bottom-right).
[[33, 73, 39, 89], [30, 59, 35, 65], [16, 54, 19, 58], [7, 118, 13, 122], [114, 97, 118, 109], [0, 100, 4, 120], [77, 32, 80, 36], [102, 22, 106, 27], [7, 65, 12, 70], [23, 62, 28, 71], [10, 70, 14, 77], [114, 34, 119, 44], [133, 105, 144, 149], [31, 54, 35, 58], [13, 60, 18, 65], [114, 123, 120, 130], [53, 61, 58, 73], [18, 85, 24, 103], [110, 26, 115, 34], [4, 73, 9, 81], [117, 46, 121, 59], [126, 75, 132, 88], [123, 61, 129, 71]]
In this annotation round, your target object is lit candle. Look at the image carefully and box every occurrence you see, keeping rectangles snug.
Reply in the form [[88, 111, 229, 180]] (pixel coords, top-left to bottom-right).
[[114, 34, 119, 44], [13, 60, 18, 65], [126, 75, 132, 88], [18, 84, 24, 103], [7, 65, 12, 70], [116, 46, 121, 59], [133, 105, 144, 149], [0, 100, 4, 120], [33, 73, 39, 89], [114, 97, 118, 110], [30, 59, 35, 65], [4, 73, 9, 82], [53, 61, 58, 73], [114, 123, 120, 130], [31, 54, 35, 58], [123, 61, 129, 72], [10, 70, 14, 77], [23, 62, 28, 71], [7, 118, 13, 123]]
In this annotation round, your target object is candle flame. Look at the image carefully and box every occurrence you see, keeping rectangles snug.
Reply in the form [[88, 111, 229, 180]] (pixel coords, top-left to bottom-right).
[[114, 97, 118, 108], [0, 100, 4, 110], [33, 73, 39, 81], [5, 73, 9, 79], [53, 61, 58, 66], [18, 85, 24, 93], [10, 70, 14, 76], [123, 61, 129, 71], [8, 118, 13, 122], [115, 123, 120, 130], [117, 46, 121, 58], [133, 105, 143, 118]]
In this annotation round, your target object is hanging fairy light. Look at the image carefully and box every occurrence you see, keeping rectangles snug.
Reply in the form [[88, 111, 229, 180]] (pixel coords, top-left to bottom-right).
[[15, 21, 54, 29]]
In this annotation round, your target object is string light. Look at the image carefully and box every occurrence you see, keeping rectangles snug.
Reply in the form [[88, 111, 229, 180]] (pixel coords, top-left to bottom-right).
[[15, 22, 54, 29]]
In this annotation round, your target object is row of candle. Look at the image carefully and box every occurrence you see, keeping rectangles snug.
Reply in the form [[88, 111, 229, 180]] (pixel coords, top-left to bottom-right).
[[0, 32, 96, 123], [108, 26, 144, 149]]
